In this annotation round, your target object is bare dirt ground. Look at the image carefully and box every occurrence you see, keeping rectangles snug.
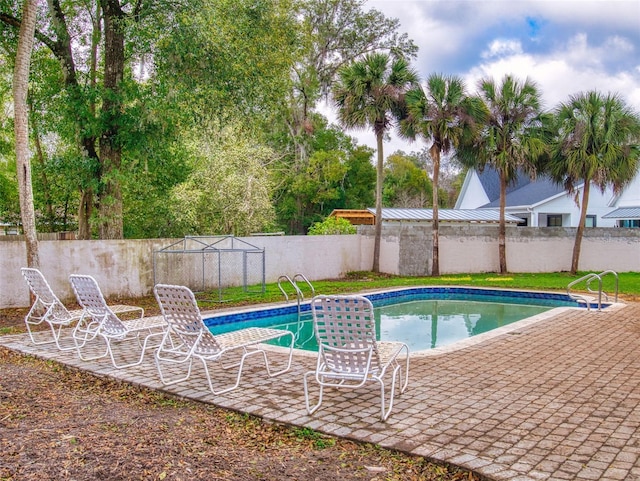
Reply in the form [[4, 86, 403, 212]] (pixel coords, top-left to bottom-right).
[[0, 304, 481, 481]]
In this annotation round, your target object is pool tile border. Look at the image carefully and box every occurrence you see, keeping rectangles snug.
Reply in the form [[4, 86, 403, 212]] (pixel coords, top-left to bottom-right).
[[203, 286, 604, 330]]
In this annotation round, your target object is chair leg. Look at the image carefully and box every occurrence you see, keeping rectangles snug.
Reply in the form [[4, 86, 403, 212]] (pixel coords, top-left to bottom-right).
[[108, 330, 165, 369], [154, 330, 197, 385], [155, 352, 194, 386], [71, 316, 101, 349], [303, 371, 324, 415], [25, 319, 55, 346], [49, 323, 78, 351], [261, 332, 294, 377], [381, 369, 397, 422], [203, 349, 270, 395], [77, 341, 110, 361], [24, 306, 57, 347], [399, 348, 410, 394]]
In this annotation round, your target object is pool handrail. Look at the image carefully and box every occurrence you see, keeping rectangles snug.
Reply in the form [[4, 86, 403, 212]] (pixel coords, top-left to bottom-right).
[[567, 270, 618, 311]]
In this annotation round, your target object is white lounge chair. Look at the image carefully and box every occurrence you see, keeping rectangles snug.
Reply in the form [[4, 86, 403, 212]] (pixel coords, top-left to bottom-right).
[[69, 274, 166, 368], [153, 284, 294, 395], [21, 267, 143, 351], [303, 295, 410, 421]]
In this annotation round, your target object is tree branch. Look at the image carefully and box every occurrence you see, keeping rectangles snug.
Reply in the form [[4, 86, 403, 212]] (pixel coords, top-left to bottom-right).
[[0, 12, 57, 52]]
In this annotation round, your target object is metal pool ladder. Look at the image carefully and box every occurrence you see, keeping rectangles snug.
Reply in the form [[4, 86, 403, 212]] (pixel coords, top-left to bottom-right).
[[567, 270, 618, 311], [278, 274, 316, 315]]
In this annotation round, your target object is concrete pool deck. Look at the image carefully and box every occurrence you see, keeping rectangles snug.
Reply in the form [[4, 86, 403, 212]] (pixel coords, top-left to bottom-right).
[[1, 300, 639, 480]]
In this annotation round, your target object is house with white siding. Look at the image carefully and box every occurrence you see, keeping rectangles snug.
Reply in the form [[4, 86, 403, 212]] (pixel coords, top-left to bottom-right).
[[602, 173, 640, 228], [455, 168, 640, 228]]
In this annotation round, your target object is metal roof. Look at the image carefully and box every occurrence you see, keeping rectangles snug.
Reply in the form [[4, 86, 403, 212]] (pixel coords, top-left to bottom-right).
[[366, 208, 523, 223], [602, 207, 640, 219]]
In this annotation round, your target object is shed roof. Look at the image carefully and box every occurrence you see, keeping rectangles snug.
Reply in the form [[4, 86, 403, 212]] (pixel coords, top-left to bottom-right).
[[329, 209, 375, 225], [602, 207, 640, 219], [366, 207, 522, 223]]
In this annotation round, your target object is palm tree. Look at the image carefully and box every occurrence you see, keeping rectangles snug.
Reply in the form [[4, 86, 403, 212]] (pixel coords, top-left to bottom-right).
[[13, 0, 40, 268], [333, 52, 419, 272], [547, 91, 640, 274], [458, 74, 546, 274], [399, 73, 485, 276]]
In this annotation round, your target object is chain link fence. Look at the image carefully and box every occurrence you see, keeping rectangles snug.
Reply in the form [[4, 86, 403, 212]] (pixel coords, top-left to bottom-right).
[[153, 236, 265, 302]]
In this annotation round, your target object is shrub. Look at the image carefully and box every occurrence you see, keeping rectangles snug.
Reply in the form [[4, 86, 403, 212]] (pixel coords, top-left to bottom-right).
[[308, 216, 356, 235]]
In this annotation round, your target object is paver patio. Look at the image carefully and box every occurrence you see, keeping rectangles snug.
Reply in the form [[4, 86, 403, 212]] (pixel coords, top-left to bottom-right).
[[1, 300, 639, 481]]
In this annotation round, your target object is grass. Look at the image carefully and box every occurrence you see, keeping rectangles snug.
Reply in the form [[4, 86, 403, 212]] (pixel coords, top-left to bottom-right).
[[197, 271, 640, 308]]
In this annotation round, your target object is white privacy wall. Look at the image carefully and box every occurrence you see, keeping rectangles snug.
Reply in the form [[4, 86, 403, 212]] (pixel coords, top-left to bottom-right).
[[1, 227, 638, 308]]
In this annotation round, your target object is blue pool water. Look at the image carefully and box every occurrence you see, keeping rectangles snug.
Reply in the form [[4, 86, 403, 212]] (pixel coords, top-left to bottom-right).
[[203, 287, 594, 352]]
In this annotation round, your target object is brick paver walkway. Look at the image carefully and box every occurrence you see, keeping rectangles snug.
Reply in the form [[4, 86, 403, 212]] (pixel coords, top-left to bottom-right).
[[1, 301, 639, 481]]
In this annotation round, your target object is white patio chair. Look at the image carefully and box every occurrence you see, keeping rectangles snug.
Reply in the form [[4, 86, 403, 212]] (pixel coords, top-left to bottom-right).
[[69, 274, 165, 369], [21, 267, 143, 351], [153, 284, 294, 395], [303, 295, 410, 421]]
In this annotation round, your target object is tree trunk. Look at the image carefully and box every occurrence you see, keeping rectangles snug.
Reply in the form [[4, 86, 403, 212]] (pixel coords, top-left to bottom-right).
[[372, 132, 384, 273], [29, 97, 55, 231], [45, 0, 99, 236], [13, 0, 40, 268], [77, 189, 93, 239], [571, 182, 590, 275], [430, 143, 440, 277], [98, 0, 125, 239], [498, 171, 507, 274]]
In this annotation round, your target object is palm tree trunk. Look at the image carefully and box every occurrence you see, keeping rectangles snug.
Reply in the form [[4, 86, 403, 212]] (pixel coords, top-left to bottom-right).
[[13, 0, 40, 268], [498, 171, 507, 274], [571, 182, 590, 274], [430, 143, 440, 277], [372, 132, 384, 273]]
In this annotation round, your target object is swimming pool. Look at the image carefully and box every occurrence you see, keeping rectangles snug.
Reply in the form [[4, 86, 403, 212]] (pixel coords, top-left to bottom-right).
[[203, 287, 598, 353]]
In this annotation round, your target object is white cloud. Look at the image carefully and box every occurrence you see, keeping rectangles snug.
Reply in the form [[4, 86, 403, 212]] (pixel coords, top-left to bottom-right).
[[464, 31, 640, 111], [482, 40, 524, 59], [339, 0, 640, 154]]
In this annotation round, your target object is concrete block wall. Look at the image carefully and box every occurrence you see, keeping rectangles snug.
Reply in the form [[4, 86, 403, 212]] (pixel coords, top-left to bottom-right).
[[358, 225, 640, 276]]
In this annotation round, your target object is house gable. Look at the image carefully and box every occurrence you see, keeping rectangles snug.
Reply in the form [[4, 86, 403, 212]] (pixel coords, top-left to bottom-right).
[[454, 170, 490, 209]]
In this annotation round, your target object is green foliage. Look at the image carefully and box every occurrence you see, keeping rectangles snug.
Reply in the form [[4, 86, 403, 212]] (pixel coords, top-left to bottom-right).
[[0, 63, 12, 163], [457, 74, 545, 273], [334, 52, 419, 271], [547, 91, 640, 194], [545, 90, 640, 273], [154, 0, 296, 125], [120, 79, 190, 238], [272, 120, 375, 233], [291, 426, 336, 449], [0, 62, 17, 226], [1, 0, 416, 239], [333, 53, 419, 135], [343, 145, 376, 208], [460, 75, 545, 180], [383, 152, 432, 207], [307, 216, 356, 235], [0, 158, 19, 225], [170, 122, 276, 236]]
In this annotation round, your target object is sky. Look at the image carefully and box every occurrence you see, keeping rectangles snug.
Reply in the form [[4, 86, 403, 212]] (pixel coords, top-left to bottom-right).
[[327, 0, 640, 156]]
